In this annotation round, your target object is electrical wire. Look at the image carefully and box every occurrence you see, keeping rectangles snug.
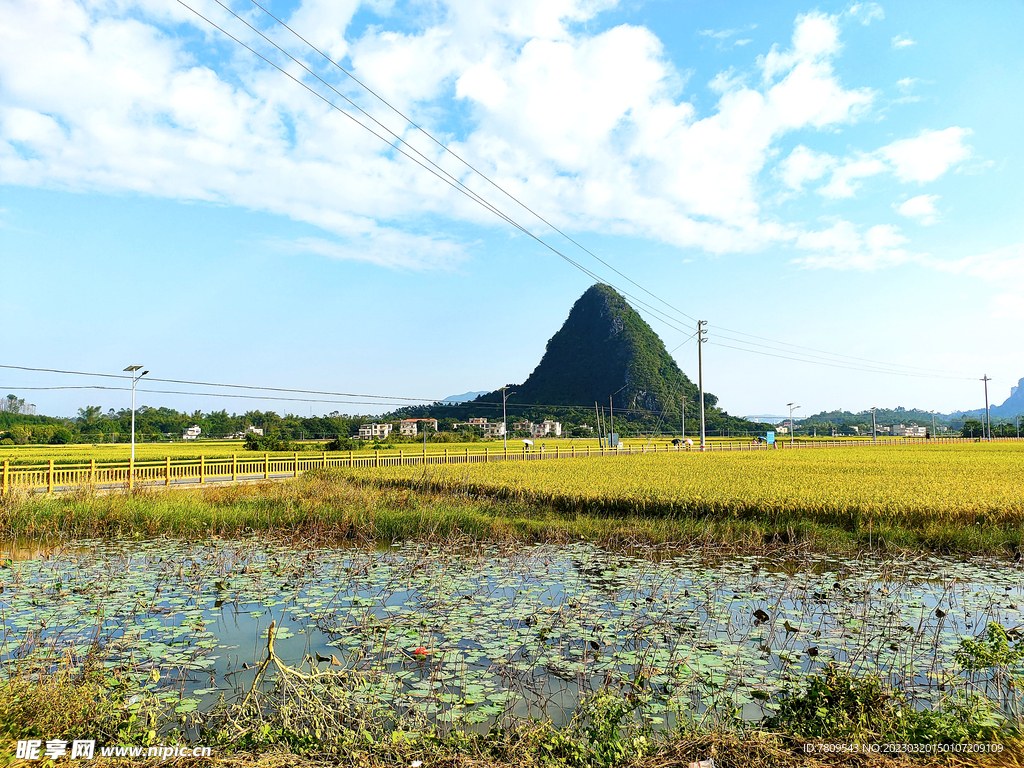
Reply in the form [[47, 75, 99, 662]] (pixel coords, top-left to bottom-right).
[[0, 380, 692, 418], [706, 341, 976, 380], [175, 0, 699, 340], [712, 325, 973, 378], [240, 0, 978, 382], [170, 0, 987, 386], [0, 364, 438, 402], [245, 0, 700, 327]]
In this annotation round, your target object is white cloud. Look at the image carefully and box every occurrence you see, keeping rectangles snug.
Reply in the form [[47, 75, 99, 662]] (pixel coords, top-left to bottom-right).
[[924, 242, 1024, 283], [793, 221, 913, 271], [283, 228, 467, 270], [895, 77, 920, 91], [778, 144, 835, 191], [0, 0, 970, 273], [699, 24, 756, 41], [895, 194, 940, 225], [847, 3, 884, 25], [760, 12, 842, 82], [891, 34, 916, 49], [817, 127, 972, 198], [880, 127, 972, 182], [818, 156, 888, 198]]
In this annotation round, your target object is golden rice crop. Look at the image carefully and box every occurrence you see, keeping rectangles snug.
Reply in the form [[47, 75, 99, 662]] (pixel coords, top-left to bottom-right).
[[346, 443, 1024, 531]]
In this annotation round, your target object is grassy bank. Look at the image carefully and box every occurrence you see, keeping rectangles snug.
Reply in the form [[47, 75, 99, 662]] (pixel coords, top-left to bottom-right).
[[0, 463, 1020, 554], [2, 636, 1019, 768]]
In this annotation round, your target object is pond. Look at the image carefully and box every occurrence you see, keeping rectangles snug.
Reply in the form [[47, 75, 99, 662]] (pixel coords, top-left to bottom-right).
[[1, 539, 1021, 730]]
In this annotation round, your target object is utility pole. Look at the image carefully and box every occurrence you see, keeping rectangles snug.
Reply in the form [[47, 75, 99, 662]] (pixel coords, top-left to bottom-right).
[[982, 375, 992, 441], [609, 396, 614, 446], [871, 407, 877, 443], [1016, 414, 1019, 439], [501, 387, 515, 450], [931, 410, 936, 440], [595, 401, 602, 448], [786, 402, 800, 448], [124, 365, 148, 491], [681, 394, 685, 438], [697, 320, 707, 450]]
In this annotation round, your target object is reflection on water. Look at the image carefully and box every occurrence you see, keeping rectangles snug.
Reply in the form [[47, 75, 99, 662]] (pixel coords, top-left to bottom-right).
[[0, 538, 1021, 730]]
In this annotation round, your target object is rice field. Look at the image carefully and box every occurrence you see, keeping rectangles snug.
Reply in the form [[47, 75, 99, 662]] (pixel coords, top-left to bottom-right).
[[343, 442, 1024, 538]]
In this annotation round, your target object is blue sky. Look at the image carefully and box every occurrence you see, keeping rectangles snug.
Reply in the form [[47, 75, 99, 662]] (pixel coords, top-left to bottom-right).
[[2, 0, 1022, 419]]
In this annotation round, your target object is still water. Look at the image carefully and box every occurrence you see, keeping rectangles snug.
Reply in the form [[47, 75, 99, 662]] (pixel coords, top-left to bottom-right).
[[1, 539, 1021, 727]]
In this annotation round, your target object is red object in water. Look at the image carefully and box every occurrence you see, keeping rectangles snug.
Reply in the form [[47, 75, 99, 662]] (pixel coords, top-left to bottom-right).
[[413, 646, 429, 655]]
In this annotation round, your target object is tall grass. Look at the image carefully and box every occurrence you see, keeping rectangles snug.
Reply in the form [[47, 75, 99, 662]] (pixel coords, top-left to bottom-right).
[[0, 463, 1019, 554]]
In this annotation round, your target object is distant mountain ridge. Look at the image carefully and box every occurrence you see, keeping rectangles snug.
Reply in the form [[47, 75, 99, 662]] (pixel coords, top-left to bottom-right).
[[990, 377, 1024, 418], [801, 379, 1024, 426], [441, 391, 488, 403]]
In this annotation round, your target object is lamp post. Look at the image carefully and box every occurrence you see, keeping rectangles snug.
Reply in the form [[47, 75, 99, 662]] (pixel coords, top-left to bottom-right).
[[501, 387, 515, 450], [786, 402, 800, 448], [124, 365, 148, 489]]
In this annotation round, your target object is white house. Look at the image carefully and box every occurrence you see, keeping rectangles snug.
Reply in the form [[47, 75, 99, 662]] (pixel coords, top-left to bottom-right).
[[399, 418, 439, 436], [183, 425, 202, 440], [455, 418, 505, 437], [226, 425, 265, 440], [532, 420, 562, 437], [359, 423, 393, 440], [892, 423, 927, 437]]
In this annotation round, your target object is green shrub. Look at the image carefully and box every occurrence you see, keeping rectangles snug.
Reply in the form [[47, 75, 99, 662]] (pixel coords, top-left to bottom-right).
[[766, 663, 1004, 744], [244, 431, 293, 452], [49, 427, 75, 445]]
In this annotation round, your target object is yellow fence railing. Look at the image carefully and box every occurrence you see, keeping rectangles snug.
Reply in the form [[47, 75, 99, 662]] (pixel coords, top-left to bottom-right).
[[0, 437, 1013, 495]]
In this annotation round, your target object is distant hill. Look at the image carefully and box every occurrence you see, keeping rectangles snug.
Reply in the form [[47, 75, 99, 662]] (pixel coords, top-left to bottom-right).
[[490, 283, 711, 413], [800, 377, 1024, 425], [394, 284, 763, 432], [991, 377, 1024, 418], [441, 391, 489, 403]]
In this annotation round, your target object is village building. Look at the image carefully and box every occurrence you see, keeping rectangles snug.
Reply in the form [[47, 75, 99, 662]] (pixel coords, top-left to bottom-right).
[[531, 420, 562, 438], [359, 423, 393, 440], [892, 423, 927, 437], [454, 418, 506, 437], [399, 418, 438, 436]]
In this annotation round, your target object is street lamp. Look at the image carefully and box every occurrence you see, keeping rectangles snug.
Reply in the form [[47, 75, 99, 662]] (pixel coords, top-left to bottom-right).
[[124, 365, 148, 489], [786, 402, 800, 448], [501, 387, 515, 450]]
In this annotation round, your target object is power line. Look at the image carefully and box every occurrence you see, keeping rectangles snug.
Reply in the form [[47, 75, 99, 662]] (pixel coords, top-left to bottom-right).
[[194, 0, 980, 385], [712, 325, 973, 377], [174, 0, 699, 341], [0, 381, 698, 418], [0, 364, 438, 402], [706, 341, 976, 380], [245, 0, 700, 327]]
